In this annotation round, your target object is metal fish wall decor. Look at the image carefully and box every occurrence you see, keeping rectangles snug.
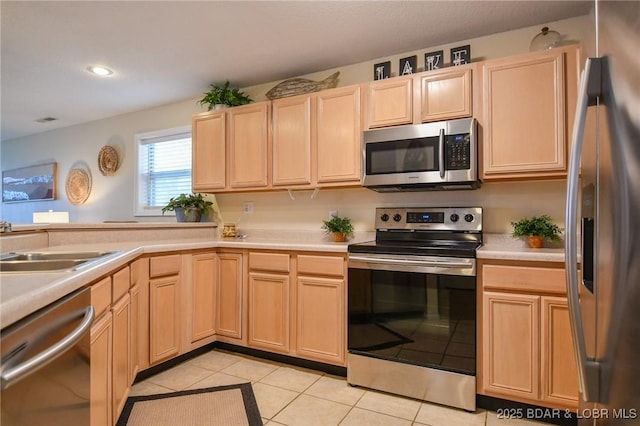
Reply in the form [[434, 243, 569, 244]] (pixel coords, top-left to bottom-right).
[[265, 71, 340, 100]]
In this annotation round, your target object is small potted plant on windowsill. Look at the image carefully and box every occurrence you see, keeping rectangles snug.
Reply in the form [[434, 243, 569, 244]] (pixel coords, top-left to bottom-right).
[[198, 81, 253, 110], [162, 193, 214, 223], [511, 214, 563, 248], [322, 214, 354, 242]]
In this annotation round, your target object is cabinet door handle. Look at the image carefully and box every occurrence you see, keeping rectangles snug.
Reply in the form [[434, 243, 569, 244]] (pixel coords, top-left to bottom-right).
[[565, 56, 602, 403]]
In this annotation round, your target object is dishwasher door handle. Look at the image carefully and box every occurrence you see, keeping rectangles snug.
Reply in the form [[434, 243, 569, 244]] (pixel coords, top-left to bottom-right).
[[1, 306, 94, 391]]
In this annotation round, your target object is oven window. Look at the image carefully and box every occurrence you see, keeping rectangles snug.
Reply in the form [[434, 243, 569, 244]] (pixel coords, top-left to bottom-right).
[[366, 138, 439, 175], [348, 269, 476, 375]]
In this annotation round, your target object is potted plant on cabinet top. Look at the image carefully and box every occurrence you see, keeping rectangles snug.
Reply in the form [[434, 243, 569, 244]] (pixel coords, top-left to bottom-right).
[[511, 214, 563, 248], [322, 214, 354, 242], [198, 81, 253, 110], [161, 193, 213, 223]]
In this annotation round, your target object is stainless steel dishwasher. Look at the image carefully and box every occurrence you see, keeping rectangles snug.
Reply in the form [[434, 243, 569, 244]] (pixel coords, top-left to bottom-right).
[[1, 287, 94, 425]]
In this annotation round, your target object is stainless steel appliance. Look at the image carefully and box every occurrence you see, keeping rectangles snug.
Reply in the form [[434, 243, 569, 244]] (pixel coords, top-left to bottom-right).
[[0, 287, 94, 425], [347, 207, 482, 411], [361, 118, 479, 192], [565, 2, 640, 424]]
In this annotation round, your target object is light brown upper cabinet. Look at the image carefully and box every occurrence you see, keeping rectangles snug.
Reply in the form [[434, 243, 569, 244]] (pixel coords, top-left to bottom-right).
[[192, 110, 226, 191], [365, 76, 413, 128], [418, 66, 472, 122], [191, 101, 270, 192], [364, 64, 473, 129], [481, 45, 579, 180], [271, 95, 313, 187], [271, 84, 362, 188], [316, 85, 362, 185], [228, 102, 271, 189]]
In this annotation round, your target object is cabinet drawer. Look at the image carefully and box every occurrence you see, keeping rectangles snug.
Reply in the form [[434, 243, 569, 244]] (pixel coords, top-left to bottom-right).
[[297, 255, 344, 277], [482, 264, 566, 294], [112, 266, 130, 303], [249, 252, 290, 273], [91, 276, 112, 318], [150, 254, 181, 278]]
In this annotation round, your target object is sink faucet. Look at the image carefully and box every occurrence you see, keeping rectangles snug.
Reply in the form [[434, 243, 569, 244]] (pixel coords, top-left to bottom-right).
[[0, 221, 12, 233]]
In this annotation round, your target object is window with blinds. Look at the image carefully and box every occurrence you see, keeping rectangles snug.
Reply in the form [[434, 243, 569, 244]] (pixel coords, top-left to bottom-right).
[[134, 126, 192, 216]]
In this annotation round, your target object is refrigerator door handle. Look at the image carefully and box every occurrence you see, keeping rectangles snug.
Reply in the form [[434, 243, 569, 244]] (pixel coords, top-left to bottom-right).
[[566, 57, 602, 403]]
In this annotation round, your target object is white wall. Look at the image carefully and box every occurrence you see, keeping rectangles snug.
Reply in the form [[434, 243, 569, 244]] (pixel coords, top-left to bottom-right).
[[0, 15, 586, 231]]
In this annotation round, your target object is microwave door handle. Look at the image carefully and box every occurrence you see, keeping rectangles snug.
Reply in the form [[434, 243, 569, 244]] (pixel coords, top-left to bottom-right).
[[439, 128, 445, 179]]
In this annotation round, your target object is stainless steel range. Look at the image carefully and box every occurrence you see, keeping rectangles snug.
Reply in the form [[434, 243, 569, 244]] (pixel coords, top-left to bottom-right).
[[347, 207, 482, 411]]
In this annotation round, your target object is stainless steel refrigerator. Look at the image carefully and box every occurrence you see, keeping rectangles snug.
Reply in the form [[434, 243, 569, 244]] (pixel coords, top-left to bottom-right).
[[566, 1, 640, 425]]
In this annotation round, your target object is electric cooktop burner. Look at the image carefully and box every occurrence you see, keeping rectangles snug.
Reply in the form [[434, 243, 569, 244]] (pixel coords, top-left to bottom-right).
[[348, 207, 483, 258]]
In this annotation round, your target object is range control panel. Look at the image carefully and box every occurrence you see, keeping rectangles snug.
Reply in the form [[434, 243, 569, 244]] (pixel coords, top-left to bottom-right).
[[375, 207, 482, 232]]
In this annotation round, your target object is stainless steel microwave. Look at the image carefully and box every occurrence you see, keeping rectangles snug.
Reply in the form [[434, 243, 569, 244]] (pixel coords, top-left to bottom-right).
[[362, 117, 479, 192]]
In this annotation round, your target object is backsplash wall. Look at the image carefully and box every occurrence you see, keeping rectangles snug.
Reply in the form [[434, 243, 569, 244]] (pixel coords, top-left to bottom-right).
[[215, 180, 567, 234]]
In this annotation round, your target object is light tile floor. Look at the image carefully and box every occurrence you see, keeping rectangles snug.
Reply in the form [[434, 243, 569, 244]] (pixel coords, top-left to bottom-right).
[[129, 349, 551, 426]]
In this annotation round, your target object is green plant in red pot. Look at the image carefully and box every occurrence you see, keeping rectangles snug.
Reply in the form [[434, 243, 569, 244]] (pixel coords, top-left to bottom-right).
[[511, 214, 563, 248]]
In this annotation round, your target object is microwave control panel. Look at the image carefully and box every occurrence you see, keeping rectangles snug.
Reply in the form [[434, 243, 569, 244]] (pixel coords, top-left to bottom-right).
[[446, 134, 470, 170]]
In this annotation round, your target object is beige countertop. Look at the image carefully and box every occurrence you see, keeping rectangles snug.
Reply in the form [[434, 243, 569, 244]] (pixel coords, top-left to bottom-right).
[[478, 233, 566, 263], [2, 230, 568, 329], [1, 231, 373, 329]]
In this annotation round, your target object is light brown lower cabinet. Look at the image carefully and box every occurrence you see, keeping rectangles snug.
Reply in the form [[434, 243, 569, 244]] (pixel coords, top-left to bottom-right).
[[129, 283, 140, 383], [191, 252, 217, 343], [246, 251, 347, 366], [541, 296, 579, 407], [479, 261, 579, 409], [248, 271, 290, 353], [149, 254, 182, 365], [296, 275, 345, 365], [90, 311, 112, 426], [483, 291, 540, 400], [296, 254, 346, 366], [216, 252, 244, 341], [111, 292, 130, 421]]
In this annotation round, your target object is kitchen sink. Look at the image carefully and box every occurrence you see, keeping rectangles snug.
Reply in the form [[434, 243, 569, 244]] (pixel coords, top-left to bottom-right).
[[0, 251, 120, 273], [0, 251, 115, 261]]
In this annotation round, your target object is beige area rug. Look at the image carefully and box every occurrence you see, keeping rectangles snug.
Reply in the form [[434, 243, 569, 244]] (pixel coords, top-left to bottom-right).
[[116, 383, 262, 426]]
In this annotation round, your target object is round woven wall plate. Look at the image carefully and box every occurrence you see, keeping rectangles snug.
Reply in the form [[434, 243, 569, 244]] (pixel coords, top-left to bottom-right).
[[65, 168, 91, 205], [98, 145, 119, 176]]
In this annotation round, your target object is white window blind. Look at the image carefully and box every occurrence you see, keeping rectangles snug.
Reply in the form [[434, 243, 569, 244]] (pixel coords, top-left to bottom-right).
[[134, 126, 192, 216]]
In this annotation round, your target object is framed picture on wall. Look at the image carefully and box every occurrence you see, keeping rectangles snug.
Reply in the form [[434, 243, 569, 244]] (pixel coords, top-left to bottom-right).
[[399, 55, 417, 75], [374, 61, 391, 80], [2, 162, 57, 203], [424, 50, 444, 71], [451, 45, 471, 66]]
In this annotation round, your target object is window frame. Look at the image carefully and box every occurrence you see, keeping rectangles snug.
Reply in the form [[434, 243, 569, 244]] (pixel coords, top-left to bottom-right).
[[134, 125, 192, 217]]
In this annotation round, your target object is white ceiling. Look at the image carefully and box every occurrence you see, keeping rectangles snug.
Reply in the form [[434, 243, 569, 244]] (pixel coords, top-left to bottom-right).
[[0, 1, 591, 142]]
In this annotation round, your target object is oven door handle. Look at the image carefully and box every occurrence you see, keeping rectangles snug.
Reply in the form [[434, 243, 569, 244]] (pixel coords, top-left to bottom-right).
[[348, 255, 472, 269]]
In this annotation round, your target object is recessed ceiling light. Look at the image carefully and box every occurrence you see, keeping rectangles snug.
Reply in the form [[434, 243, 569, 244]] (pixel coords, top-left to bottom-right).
[[87, 66, 113, 76], [35, 117, 57, 123]]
